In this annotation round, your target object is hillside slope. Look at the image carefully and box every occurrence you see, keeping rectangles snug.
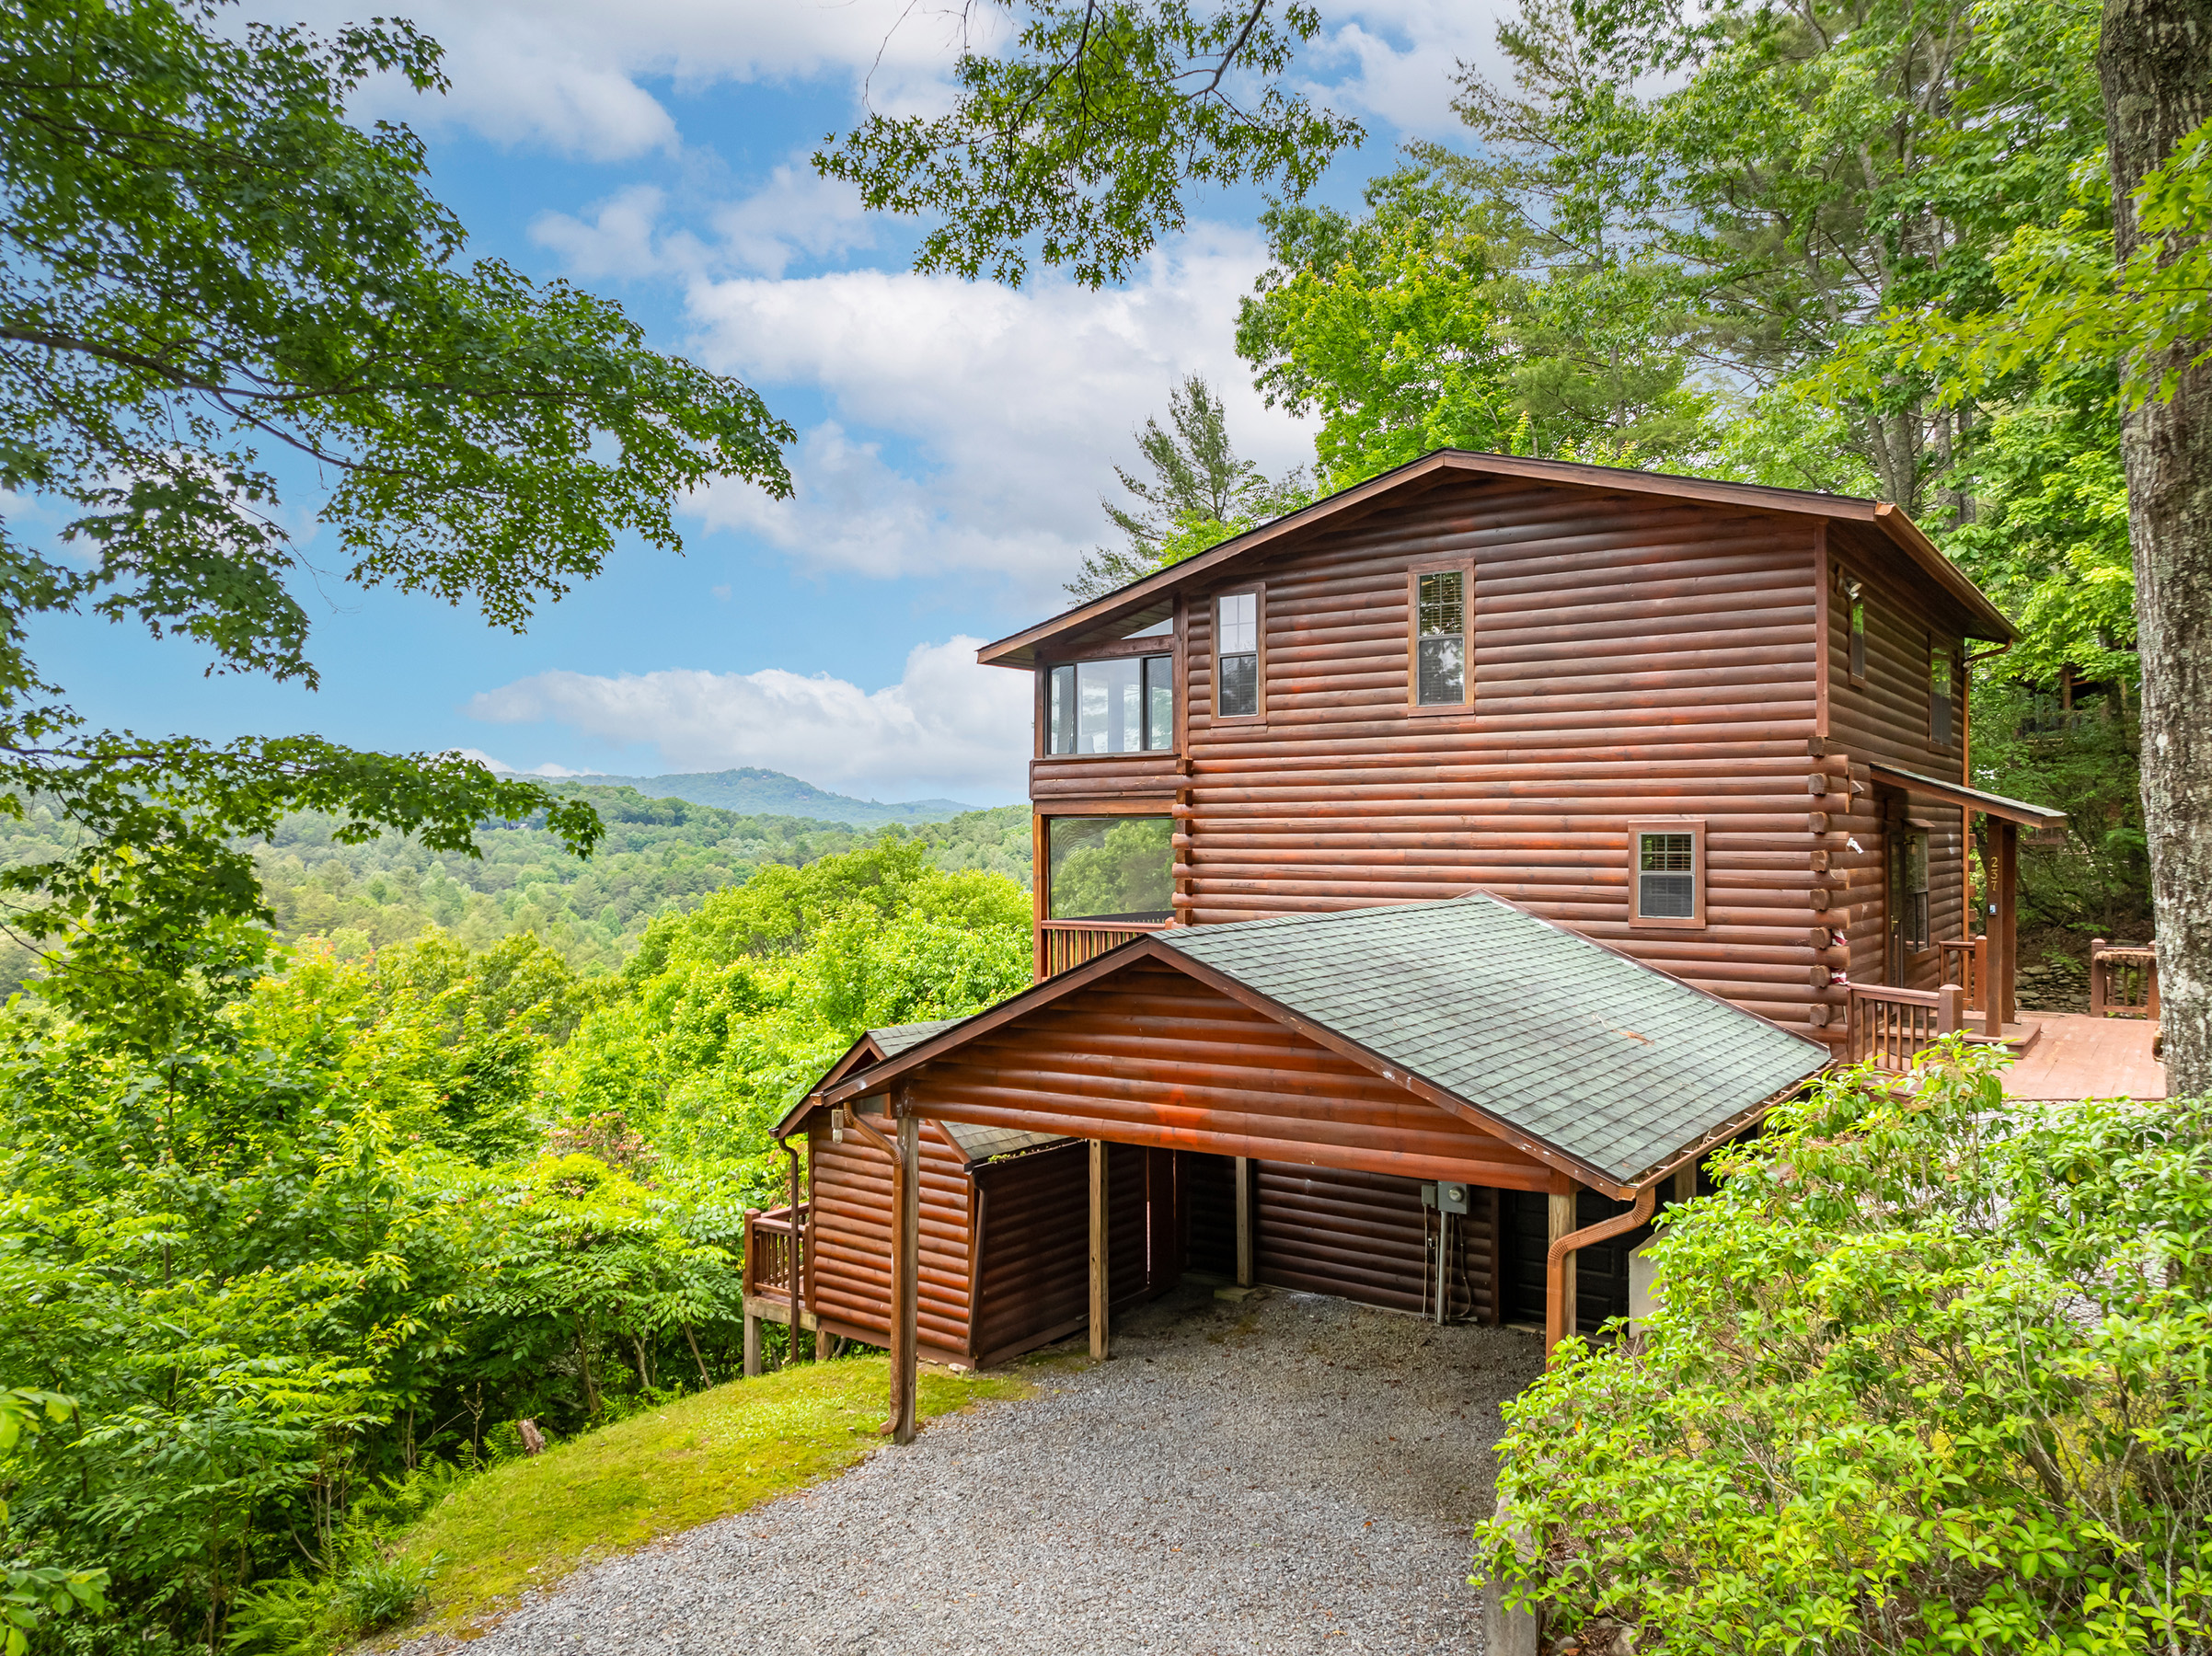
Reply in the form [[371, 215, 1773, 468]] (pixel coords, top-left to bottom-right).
[[527, 766, 980, 826]]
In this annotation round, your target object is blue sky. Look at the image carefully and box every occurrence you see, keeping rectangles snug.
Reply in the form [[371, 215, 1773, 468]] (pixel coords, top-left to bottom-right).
[[62, 0, 1509, 807]]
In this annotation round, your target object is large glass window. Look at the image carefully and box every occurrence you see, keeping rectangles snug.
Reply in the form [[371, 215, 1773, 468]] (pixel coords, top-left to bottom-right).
[[1045, 656, 1174, 754], [1930, 640, 1953, 746], [1217, 592, 1258, 717], [1415, 569, 1467, 705], [1047, 816, 1173, 921]]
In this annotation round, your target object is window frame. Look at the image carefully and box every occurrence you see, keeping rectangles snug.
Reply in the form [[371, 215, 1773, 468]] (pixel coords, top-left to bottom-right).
[[1038, 645, 1176, 757], [1929, 634, 1955, 748], [1626, 817, 1708, 930], [1406, 557, 1476, 716], [1211, 584, 1266, 725], [1839, 568, 1869, 687], [1041, 809, 1177, 924]]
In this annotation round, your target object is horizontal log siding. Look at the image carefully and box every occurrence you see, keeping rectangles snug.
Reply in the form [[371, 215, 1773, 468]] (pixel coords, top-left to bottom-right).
[[1826, 525, 1973, 992], [971, 1142, 1089, 1366], [1254, 1163, 1498, 1319], [805, 1117, 974, 1362], [1162, 478, 1831, 1035], [902, 960, 1556, 1190]]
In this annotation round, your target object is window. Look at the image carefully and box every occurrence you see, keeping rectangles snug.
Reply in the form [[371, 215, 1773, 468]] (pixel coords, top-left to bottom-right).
[[1844, 574, 1868, 684], [1411, 565, 1469, 707], [1892, 827, 1930, 960], [1047, 816, 1172, 921], [1215, 591, 1260, 718], [1045, 655, 1175, 753], [1930, 639, 1954, 746], [1627, 819, 1706, 928]]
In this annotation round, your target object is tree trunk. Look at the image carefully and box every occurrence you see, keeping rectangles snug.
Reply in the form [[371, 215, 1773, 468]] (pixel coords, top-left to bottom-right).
[[2101, 0, 2212, 1095]]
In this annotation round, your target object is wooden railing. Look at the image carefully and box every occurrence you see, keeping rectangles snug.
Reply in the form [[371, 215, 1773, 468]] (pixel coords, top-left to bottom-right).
[[1036, 920, 1165, 980], [1846, 982, 1966, 1073], [2090, 939, 2159, 1020], [1938, 937, 1984, 1008], [742, 1202, 807, 1301]]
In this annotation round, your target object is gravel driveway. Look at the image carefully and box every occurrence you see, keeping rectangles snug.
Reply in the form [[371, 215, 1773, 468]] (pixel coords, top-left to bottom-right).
[[405, 1283, 1543, 1654]]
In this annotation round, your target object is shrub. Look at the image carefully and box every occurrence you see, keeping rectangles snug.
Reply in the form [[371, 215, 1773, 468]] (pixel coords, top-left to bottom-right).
[[1474, 1043, 2212, 1652]]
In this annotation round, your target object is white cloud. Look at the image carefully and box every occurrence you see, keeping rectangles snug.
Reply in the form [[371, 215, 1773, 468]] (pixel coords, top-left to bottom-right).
[[450, 747, 592, 777], [1308, 0, 1510, 141], [529, 166, 872, 283], [681, 227, 1314, 600], [467, 637, 1032, 800]]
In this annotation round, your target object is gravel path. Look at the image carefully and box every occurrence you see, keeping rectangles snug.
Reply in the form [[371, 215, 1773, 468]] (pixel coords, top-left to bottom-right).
[[402, 1284, 1543, 1654]]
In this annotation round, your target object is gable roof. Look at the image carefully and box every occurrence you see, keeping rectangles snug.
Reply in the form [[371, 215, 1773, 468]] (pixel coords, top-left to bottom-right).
[[977, 448, 2014, 668], [814, 893, 1829, 1194], [778, 1019, 1070, 1167]]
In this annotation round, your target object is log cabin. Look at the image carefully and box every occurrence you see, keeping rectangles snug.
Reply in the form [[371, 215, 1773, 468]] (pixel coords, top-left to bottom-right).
[[751, 450, 2065, 1438]]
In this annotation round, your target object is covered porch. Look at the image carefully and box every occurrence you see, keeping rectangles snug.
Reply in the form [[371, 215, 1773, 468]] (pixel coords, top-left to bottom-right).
[[804, 892, 1828, 1442]]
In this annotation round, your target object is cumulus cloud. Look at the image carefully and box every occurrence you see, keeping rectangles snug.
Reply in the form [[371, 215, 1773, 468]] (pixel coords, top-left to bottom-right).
[[450, 748, 593, 777], [529, 166, 872, 284], [466, 637, 1032, 800], [680, 228, 1314, 600]]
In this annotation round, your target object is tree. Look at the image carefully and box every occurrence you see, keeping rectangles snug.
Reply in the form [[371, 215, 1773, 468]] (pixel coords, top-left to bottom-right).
[[817, 0, 1362, 288], [1066, 375, 1308, 599], [0, 0, 794, 1044], [2095, 0, 2212, 1091]]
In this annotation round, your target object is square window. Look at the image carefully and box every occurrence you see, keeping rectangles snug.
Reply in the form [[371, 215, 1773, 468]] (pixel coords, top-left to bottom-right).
[[1629, 821, 1705, 928]]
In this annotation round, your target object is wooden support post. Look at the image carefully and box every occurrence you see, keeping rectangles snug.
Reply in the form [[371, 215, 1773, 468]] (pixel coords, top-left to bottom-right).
[[1937, 983, 1964, 1036], [1983, 818, 2004, 1038], [1672, 1163, 1696, 1206], [1234, 1155, 1253, 1288], [2091, 937, 2109, 1018], [743, 1309, 761, 1379], [887, 1112, 919, 1445], [1547, 1187, 1576, 1351], [1089, 1140, 1111, 1360], [1996, 821, 2019, 1029]]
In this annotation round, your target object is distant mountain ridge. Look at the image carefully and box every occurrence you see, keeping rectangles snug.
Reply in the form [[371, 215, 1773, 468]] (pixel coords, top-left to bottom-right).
[[501, 765, 979, 828]]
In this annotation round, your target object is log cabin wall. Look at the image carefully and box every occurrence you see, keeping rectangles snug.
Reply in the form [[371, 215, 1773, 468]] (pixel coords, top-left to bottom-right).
[[1824, 525, 1975, 992], [969, 1141, 1089, 1368], [1046, 475, 1832, 1036], [805, 1115, 975, 1363], [898, 958, 1559, 1190], [1254, 1163, 1498, 1321]]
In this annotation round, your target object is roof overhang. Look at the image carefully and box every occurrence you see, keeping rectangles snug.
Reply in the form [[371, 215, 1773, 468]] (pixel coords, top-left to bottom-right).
[[1869, 763, 2067, 829], [977, 450, 2015, 669], [808, 913, 1822, 1199]]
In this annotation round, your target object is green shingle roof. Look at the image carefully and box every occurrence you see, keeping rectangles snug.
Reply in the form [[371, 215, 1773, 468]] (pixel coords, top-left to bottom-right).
[[865, 1021, 1072, 1166], [1158, 894, 1827, 1185]]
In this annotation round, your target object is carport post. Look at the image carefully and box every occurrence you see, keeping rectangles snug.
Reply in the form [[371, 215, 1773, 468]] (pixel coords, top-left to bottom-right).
[[1547, 1185, 1576, 1350], [1089, 1140, 1110, 1360], [1234, 1156, 1254, 1288], [888, 1111, 920, 1445]]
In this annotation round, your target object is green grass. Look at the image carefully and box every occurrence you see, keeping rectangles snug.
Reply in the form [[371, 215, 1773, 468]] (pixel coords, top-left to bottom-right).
[[389, 1358, 1031, 1637]]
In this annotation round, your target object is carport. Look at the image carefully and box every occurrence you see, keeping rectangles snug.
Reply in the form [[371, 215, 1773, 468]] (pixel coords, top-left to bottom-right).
[[790, 892, 1828, 1441]]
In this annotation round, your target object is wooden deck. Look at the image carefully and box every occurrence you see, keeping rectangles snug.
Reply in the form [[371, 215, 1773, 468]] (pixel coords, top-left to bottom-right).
[[1999, 1014, 2166, 1101]]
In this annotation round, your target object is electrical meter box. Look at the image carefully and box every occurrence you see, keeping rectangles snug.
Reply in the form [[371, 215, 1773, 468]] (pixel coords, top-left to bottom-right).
[[1421, 1181, 1472, 1214]]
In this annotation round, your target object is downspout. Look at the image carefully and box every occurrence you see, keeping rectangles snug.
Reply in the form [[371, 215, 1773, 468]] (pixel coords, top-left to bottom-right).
[[1543, 1182, 1656, 1363], [1963, 641, 2013, 941], [784, 1135, 806, 1365]]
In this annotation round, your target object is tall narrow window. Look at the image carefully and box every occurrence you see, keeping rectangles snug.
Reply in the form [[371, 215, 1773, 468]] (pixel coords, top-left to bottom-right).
[[1415, 569, 1467, 705], [1216, 592, 1259, 718], [1846, 576, 1868, 684], [1627, 819, 1706, 928], [1043, 656, 1174, 754], [1930, 639, 1954, 746]]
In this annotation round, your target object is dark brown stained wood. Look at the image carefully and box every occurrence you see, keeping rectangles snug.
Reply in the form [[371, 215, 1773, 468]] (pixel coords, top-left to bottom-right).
[[1182, 1151, 1238, 1277], [889, 961, 1559, 1190], [806, 1115, 975, 1362], [1252, 1163, 1498, 1320], [970, 1142, 1089, 1368], [1032, 753, 1183, 798]]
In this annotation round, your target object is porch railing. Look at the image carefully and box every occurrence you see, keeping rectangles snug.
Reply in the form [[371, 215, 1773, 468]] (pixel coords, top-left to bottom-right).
[[1036, 919, 1164, 980], [2090, 939, 2159, 1020], [742, 1202, 807, 1301], [1937, 937, 1984, 1008], [1846, 982, 1966, 1074]]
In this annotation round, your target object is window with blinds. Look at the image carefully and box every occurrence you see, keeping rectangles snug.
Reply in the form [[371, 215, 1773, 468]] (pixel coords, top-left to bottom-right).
[[1415, 569, 1466, 705], [1628, 819, 1706, 928], [1216, 591, 1259, 718]]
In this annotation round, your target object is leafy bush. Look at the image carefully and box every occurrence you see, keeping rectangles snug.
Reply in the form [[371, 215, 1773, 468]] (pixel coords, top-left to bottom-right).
[[1475, 1045, 2212, 1651]]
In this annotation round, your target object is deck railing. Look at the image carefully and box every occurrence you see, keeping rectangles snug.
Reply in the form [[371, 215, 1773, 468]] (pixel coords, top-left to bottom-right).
[[2090, 939, 2159, 1020], [1846, 982, 1966, 1073], [742, 1202, 807, 1301], [1036, 919, 1165, 980], [1937, 937, 1984, 1008]]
